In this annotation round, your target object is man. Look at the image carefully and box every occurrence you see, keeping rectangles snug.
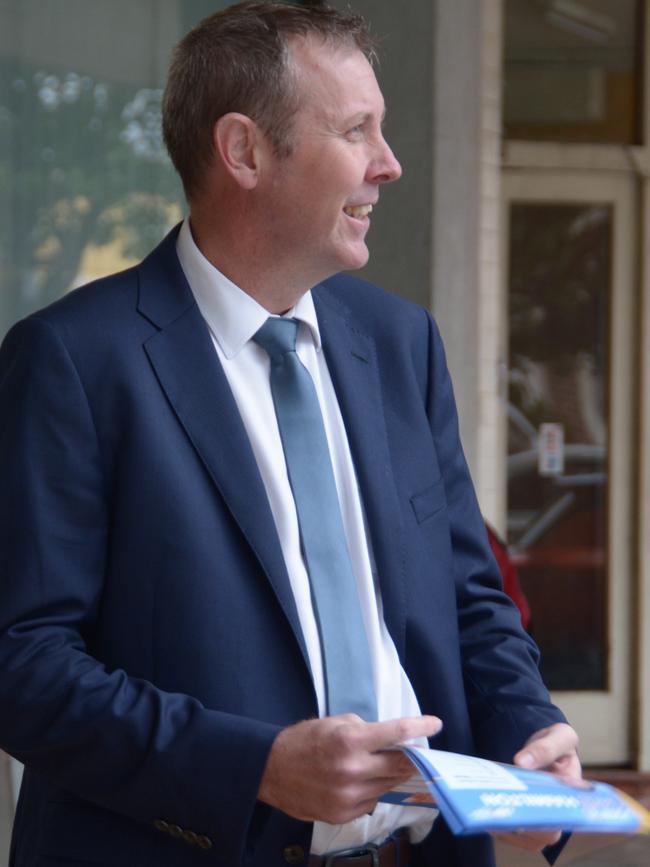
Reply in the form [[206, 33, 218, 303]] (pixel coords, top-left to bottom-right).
[[0, 3, 579, 866]]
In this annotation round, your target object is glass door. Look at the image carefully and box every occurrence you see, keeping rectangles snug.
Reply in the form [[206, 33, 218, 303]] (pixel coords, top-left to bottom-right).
[[502, 169, 636, 765]]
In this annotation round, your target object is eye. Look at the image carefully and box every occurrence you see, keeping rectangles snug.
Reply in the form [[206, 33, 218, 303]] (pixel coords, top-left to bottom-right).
[[345, 124, 364, 140]]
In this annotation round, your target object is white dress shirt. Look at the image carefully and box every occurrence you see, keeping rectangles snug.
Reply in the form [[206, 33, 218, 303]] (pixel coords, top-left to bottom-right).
[[176, 219, 434, 853]]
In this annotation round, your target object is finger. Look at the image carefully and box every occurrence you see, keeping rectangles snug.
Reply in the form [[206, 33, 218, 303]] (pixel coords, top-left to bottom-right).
[[330, 797, 380, 825], [515, 723, 579, 770], [356, 797, 379, 816], [557, 750, 583, 779], [360, 715, 443, 752], [364, 750, 418, 781]]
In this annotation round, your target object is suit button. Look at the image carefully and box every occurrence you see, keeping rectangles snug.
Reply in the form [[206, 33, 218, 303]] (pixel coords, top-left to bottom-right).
[[283, 844, 306, 864], [153, 819, 170, 833], [183, 830, 199, 846], [197, 835, 213, 850], [168, 824, 183, 839]]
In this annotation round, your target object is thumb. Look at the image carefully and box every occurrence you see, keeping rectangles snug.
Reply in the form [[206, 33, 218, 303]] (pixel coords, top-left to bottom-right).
[[363, 715, 443, 752], [515, 723, 578, 770]]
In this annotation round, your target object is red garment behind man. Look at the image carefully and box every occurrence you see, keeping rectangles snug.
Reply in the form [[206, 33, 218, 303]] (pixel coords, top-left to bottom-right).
[[486, 523, 532, 632]]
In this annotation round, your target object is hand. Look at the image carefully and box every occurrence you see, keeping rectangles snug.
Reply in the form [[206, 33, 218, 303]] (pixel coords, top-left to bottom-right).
[[258, 714, 442, 824], [495, 722, 581, 852]]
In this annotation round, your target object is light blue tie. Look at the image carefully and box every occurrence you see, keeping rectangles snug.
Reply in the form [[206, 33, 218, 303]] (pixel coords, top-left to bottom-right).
[[254, 317, 378, 721]]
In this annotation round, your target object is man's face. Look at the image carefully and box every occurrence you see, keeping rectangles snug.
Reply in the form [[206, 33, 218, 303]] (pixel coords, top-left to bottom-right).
[[258, 37, 402, 284]]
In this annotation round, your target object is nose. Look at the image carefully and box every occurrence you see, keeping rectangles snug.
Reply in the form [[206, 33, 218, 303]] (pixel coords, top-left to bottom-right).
[[369, 136, 402, 184]]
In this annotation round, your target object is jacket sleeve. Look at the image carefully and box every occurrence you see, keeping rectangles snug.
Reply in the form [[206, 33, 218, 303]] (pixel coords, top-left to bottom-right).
[[0, 315, 279, 863], [422, 310, 567, 763]]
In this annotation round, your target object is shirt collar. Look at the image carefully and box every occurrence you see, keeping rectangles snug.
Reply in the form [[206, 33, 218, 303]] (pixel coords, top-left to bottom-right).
[[176, 218, 322, 358]]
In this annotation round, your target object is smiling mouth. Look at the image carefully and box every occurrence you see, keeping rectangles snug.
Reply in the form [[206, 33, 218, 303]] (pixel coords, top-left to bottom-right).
[[343, 204, 373, 219]]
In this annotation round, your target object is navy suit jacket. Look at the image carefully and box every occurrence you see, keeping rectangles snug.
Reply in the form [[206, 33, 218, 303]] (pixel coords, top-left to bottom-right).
[[0, 227, 565, 867]]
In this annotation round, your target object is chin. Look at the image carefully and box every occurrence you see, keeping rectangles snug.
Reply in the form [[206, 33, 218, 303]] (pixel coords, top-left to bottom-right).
[[337, 246, 370, 273]]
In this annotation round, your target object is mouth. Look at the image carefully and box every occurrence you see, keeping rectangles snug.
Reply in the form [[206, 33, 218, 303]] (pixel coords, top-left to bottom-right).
[[343, 204, 373, 220]]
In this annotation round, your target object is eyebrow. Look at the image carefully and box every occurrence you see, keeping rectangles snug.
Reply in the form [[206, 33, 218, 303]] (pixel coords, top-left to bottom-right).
[[342, 108, 386, 127]]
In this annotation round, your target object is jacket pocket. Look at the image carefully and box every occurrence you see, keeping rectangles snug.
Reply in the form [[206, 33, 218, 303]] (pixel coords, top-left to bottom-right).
[[410, 480, 447, 524]]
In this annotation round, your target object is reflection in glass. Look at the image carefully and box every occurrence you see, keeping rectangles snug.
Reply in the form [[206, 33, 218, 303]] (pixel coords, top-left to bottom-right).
[[504, 0, 642, 143], [0, 1, 234, 338], [507, 203, 610, 690], [0, 65, 182, 330]]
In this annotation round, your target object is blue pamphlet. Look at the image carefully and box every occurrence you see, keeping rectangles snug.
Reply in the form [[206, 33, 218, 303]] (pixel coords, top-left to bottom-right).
[[380, 746, 650, 836]]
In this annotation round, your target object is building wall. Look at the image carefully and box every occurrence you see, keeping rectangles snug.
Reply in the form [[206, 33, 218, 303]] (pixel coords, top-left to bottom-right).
[[338, 0, 502, 515], [331, 0, 434, 311]]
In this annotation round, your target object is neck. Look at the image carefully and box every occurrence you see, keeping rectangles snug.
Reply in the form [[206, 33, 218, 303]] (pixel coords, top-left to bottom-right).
[[188, 210, 319, 315]]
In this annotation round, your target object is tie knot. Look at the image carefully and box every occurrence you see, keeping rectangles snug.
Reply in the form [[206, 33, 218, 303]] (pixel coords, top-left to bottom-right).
[[253, 317, 299, 362]]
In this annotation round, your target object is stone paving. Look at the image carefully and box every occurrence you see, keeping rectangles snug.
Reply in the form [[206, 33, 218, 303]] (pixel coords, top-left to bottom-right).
[[567, 836, 650, 865], [496, 834, 650, 867]]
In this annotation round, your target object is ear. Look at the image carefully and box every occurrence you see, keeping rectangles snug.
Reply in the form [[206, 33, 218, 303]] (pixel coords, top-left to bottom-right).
[[213, 112, 264, 190]]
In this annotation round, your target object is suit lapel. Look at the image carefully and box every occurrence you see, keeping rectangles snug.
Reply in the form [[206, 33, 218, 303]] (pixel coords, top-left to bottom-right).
[[135, 230, 406, 666], [314, 290, 407, 659], [136, 230, 310, 667]]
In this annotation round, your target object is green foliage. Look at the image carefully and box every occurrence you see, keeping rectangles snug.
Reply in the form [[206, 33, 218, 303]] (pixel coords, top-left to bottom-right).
[[0, 61, 183, 330]]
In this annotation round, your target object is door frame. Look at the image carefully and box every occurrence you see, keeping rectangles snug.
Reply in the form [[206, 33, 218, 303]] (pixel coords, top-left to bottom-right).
[[501, 166, 636, 765]]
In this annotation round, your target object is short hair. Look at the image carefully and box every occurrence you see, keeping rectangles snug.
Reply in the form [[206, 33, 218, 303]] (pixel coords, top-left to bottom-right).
[[162, 1, 375, 200]]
